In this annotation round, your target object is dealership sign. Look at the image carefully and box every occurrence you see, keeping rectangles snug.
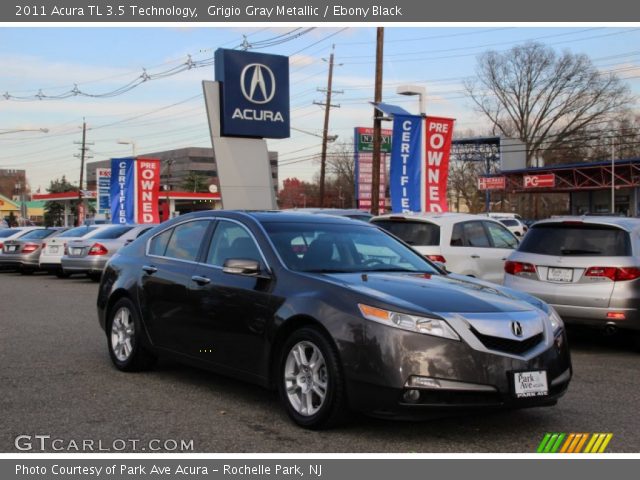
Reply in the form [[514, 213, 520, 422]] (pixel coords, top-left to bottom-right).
[[355, 127, 392, 210], [478, 176, 506, 190], [96, 168, 111, 215], [524, 173, 555, 188], [390, 115, 455, 213], [214, 49, 290, 138], [109, 158, 161, 224]]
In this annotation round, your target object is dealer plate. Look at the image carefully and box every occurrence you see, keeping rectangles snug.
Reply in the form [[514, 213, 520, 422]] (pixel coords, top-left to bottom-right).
[[513, 370, 548, 398], [548, 267, 573, 282], [49, 246, 59, 254], [5, 245, 18, 252], [70, 248, 83, 256]]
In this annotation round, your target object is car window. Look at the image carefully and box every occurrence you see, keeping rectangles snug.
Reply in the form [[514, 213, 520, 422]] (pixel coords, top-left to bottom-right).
[[518, 224, 631, 256], [0, 229, 22, 238], [57, 226, 99, 238], [484, 221, 518, 249], [372, 220, 440, 246], [206, 221, 262, 267], [149, 228, 173, 256], [18, 229, 57, 240], [136, 227, 154, 238], [451, 221, 491, 247], [91, 226, 134, 239], [499, 219, 519, 227], [163, 220, 209, 262]]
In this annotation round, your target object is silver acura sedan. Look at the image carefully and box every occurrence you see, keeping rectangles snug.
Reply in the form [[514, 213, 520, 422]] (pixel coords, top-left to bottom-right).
[[504, 216, 640, 337]]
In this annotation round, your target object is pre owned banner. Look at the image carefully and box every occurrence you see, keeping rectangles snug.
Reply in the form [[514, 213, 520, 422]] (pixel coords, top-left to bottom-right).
[[110, 158, 135, 225], [389, 115, 454, 213], [390, 115, 422, 213], [424, 116, 454, 212], [135, 159, 161, 224]]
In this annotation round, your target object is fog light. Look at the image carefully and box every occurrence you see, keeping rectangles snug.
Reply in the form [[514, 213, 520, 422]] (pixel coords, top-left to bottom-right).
[[554, 333, 564, 351], [402, 389, 421, 403]]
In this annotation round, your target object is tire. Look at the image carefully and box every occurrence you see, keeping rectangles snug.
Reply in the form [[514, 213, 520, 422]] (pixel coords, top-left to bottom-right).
[[277, 327, 347, 429], [106, 297, 156, 372], [20, 267, 34, 275], [88, 272, 101, 282], [55, 269, 70, 279]]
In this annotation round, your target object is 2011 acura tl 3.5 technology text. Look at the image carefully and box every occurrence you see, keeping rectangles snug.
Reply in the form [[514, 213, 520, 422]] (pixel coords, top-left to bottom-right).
[[97, 211, 571, 429]]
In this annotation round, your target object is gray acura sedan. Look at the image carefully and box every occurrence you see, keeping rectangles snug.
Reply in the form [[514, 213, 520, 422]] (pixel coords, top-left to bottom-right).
[[97, 211, 571, 429]]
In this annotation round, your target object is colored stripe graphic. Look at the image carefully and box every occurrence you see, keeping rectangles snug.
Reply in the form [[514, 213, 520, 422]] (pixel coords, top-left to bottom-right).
[[537, 433, 612, 453]]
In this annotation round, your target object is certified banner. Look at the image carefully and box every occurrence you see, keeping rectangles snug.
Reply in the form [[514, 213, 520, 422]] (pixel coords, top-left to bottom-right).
[[110, 158, 135, 224], [135, 158, 161, 224], [390, 115, 422, 213], [424, 116, 454, 212]]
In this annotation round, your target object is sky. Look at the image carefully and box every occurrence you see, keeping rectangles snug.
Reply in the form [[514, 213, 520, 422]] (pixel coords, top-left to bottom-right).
[[0, 26, 639, 193]]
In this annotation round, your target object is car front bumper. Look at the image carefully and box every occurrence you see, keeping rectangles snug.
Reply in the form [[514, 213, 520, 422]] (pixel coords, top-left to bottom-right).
[[342, 319, 571, 418], [61, 256, 106, 274]]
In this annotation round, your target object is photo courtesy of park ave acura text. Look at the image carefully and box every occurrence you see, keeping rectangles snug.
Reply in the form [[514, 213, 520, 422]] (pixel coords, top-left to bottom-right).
[[1, 0, 640, 460]]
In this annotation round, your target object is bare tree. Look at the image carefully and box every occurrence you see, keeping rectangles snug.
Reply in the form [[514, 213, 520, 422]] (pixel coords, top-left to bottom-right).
[[466, 42, 632, 166], [326, 139, 356, 208], [448, 159, 486, 213]]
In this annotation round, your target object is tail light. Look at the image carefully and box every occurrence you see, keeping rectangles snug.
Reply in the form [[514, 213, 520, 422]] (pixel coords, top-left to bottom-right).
[[42, 242, 46, 248], [584, 266, 640, 282], [505, 260, 536, 275], [88, 243, 109, 256], [426, 254, 446, 263], [21, 243, 39, 253], [0, 242, 3, 250]]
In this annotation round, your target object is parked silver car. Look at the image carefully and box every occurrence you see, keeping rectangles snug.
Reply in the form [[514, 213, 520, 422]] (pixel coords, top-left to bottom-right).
[[504, 216, 640, 336], [0, 228, 67, 273], [61, 224, 157, 281]]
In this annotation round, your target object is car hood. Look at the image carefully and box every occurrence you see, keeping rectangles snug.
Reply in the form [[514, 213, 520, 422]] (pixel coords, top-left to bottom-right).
[[320, 271, 536, 314]]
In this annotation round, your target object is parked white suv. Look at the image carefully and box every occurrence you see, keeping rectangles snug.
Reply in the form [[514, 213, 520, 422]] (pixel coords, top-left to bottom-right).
[[371, 212, 519, 284]]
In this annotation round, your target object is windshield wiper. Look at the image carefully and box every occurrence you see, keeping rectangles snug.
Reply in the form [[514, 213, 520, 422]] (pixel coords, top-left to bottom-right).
[[302, 269, 354, 273], [362, 267, 415, 272]]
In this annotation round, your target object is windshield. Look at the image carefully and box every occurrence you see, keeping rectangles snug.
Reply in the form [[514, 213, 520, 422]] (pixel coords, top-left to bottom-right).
[[91, 226, 134, 240], [518, 223, 631, 256], [371, 219, 440, 246], [57, 226, 99, 238], [499, 219, 519, 227], [0, 229, 22, 238], [264, 222, 440, 274], [19, 229, 57, 240]]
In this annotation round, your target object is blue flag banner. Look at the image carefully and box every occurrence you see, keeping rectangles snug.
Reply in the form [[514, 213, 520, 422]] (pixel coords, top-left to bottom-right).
[[110, 158, 135, 224], [390, 115, 423, 213]]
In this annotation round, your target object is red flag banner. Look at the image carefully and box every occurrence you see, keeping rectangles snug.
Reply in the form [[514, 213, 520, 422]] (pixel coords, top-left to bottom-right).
[[424, 116, 454, 212], [135, 158, 161, 224]]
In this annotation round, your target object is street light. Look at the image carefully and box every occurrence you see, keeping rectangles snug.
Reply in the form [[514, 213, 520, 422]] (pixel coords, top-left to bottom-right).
[[396, 85, 426, 115], [0, 128, 49, 135], [117, 139, 137, 157]]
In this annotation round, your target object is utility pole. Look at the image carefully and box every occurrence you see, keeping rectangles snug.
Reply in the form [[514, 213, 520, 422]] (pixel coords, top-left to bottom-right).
[[73, 119, 93, 226], [314, 44, 342, 207], [164, 158, 175, 220], [371, 27, 385, 215], [611, 137, 616, 214]]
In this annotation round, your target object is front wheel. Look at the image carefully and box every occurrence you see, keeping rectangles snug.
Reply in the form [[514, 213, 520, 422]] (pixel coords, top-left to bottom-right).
[[107, 298, 156, 372], [278, 327, 347, 429]]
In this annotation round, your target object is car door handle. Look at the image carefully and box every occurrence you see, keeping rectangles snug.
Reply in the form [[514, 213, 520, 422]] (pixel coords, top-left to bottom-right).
[[191, 275, 211, 285], [470, 254, 480, 259], [142, 265, 158, 274]]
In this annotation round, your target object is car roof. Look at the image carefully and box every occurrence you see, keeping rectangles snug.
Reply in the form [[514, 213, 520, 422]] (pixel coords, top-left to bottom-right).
[[178, 210, 373, 226], [534, 215, 640, 232], [371, 212, 498, 226]]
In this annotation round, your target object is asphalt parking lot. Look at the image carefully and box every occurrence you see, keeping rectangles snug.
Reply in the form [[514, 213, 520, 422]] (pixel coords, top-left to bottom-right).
[[1, 271, 639, 453]]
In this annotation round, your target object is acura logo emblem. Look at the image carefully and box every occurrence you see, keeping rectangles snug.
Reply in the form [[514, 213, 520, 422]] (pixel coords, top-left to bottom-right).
[[511, 321, 524, 337], [240, 63, 276, 104]]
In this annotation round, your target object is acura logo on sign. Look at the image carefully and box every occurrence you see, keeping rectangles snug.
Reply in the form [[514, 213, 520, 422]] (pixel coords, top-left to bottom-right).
[[240, 63, 276, 104], [511, 321, 524, 337]]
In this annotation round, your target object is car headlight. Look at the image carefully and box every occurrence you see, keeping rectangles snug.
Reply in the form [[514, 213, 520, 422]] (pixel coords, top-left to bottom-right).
[[549, 306, 564, 334], [358, 304, 460, 341]]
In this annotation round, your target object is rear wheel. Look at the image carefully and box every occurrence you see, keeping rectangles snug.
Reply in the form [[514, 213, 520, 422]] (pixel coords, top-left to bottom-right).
[[278, 327, 347, 429], [107, 298, 156, 372]]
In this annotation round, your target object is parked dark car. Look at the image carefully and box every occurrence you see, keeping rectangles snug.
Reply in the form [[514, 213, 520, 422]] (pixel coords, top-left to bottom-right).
[[97, 211, 571, 429]]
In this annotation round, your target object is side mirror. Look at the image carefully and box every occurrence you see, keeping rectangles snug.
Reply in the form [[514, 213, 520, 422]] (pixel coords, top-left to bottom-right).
[[222, 258, 264, 277]]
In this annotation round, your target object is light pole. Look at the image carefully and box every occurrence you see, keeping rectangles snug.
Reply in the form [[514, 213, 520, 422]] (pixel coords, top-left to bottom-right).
[[117, 139, 137, 157], [396, 85, 426, 116], [611, 137, 616, 214]]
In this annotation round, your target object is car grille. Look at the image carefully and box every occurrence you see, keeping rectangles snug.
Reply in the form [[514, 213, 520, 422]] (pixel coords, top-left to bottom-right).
[[470, 327, 544, 355]]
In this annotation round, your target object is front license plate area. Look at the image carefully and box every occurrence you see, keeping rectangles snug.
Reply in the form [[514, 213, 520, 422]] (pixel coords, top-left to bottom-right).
[[548, 267, 573, 282], [513, 370, 548, 398]]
